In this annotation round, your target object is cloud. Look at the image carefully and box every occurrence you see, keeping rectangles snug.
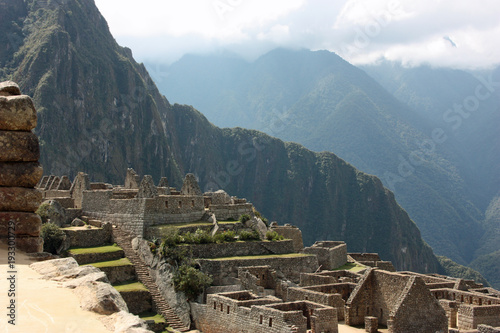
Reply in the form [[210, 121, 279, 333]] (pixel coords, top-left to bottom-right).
[[94, 0, 500, 68]]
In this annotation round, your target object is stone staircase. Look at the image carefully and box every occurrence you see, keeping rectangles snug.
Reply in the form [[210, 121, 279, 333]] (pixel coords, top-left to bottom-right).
[[112, 227, 190, 332]]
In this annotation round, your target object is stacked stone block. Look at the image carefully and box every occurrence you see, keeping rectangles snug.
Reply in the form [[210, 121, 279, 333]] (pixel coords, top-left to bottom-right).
[[0, 81, 43, 252]]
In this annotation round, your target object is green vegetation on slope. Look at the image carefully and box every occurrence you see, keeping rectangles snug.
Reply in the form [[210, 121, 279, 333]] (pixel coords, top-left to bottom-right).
[[437, 256, 490, 287], [470, 250, 500, 290]]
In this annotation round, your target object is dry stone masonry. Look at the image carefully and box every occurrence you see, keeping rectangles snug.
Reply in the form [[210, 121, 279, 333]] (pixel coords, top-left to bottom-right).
[[0, 81, 43, 252]]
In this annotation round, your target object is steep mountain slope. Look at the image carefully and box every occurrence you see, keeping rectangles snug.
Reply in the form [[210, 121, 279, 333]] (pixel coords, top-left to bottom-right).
[[363, 62, 500, 288], [362, 62, 500, 210], [149, 50, 484, 265], [0, 0, 442, 273]]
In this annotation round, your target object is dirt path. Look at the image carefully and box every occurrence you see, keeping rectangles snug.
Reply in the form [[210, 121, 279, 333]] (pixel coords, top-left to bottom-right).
[[0, 242, 111, 333]]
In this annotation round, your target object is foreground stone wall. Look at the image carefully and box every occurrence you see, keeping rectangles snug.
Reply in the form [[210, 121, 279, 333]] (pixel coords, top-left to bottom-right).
[[0, 81, 43, 252]]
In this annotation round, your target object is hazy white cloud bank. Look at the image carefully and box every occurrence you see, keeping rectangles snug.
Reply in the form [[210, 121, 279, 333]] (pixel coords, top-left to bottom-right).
[[95, 0, 500, 68]]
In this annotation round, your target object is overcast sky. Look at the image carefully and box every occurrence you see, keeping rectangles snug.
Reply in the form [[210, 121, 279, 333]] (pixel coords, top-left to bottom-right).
[[94, 0, 500, 69]]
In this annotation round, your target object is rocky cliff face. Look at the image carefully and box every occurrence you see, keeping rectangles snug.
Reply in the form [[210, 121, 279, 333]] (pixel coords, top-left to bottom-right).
[[0, 0, 441, 273]]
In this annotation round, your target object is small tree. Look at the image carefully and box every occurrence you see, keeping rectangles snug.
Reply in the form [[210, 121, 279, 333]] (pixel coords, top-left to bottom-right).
[[41, 223, 65, 254], [173, 264, 212, 300]]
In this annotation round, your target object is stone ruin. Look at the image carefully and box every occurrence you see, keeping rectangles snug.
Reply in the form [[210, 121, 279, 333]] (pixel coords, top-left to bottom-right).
[[37, 170, 255, 237], [0, 81, 43, 252]]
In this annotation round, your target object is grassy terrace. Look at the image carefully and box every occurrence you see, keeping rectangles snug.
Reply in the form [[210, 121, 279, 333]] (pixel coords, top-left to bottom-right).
[[206, 253, 313, 261], [68, 244, 122, 255], [84, 257, 132, 268], [139, 311, 166, 324], [113, 281, 148, 292], [334, 262, 367, 272]]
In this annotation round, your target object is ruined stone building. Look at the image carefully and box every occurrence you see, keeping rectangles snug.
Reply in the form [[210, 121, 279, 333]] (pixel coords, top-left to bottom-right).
[[37, 168, 254, 237]]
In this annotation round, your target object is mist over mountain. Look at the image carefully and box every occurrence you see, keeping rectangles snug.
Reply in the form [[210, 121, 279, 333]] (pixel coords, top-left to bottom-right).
[[0, 0, 445, 273], [147, 50, 491, 269]]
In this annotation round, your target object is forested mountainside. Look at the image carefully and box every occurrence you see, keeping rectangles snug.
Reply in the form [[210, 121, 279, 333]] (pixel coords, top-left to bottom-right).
[[0, 0, 442, 273], [149, 49, 485, 266]]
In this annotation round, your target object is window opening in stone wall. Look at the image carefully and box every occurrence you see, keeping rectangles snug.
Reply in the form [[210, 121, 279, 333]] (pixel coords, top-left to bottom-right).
[[178, 201, 182, 208], [259, 315, 263, 324], [192, 200, 195, 207], [165, 201, 169, 209], [221, 304, 223, 311], [380, 308, 383, 320], [213, 302, 216, 309], [227, 305, 230, 314], [269, 318, 273, 327]]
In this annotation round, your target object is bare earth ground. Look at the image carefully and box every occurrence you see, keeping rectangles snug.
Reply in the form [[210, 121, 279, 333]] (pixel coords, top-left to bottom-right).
[[0, 242, 111, 333]]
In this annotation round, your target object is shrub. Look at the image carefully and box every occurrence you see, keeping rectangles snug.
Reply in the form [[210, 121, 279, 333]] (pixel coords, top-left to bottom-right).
[[239, 214, 251, 223], [173, 264, 212, 300], [194, 228, 214, 244], [41, 223, 65, 254], [265, 231, 284, 241], [222, 230, 236, 242], [161, 227, 181, 247], [238, 230, 261, 241], [148, 242, 157, 254]]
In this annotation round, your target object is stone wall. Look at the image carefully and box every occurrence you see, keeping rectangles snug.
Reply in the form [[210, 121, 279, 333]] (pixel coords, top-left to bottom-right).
[[348, 253, 381, 261], [62, 223, 112, 248], [458, 305, 500, 330], [431, 288, 500, 306], [120, 290, 152, 315], [185, 240, 295, 259], [270, 225, 304, 252], [209, 203, 253, 221], [303, 241, 347, 270], [196, 292, 337, 333], [346, 269, 448, 333], [300, 270, 361, 287], [198, 255, 319, 285], [0, 81, 43, 252], [287, 286, 346, 320]]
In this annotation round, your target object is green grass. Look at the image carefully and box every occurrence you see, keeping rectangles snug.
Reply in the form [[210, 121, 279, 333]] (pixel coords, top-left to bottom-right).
[[138, 311, 166, 324], [113, 281, 148, 292], [334, 262, 367, 272], [85, 257, 132, 268], [217, 221, 240, 224], [208, 253, 312, 260], [68, 244, 122, 255]]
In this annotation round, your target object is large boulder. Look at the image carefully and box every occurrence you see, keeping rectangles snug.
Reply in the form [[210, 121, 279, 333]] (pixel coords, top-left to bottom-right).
[[74, 281, 128, 315], [36, 200, 66, 226], [63, 272, 110, 289], [30, 257, 79, 279]]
